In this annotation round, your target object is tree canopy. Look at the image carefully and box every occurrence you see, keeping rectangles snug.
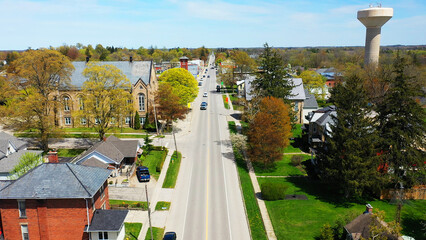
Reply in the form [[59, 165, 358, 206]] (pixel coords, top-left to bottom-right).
[[247, 96, 292, 168], [299, 70, 327, 100], [74, 63, 133, 140], [252, 43, 294, 102], [158, 68, 198, 105], [11, 152, 43, 179], [376, 56, 426, 188], [318, 74, 383, 199], [1, 49, 74, 151]]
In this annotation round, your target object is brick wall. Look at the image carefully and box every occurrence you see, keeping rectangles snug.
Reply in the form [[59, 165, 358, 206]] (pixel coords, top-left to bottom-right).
[[0, 181, 110, 240]]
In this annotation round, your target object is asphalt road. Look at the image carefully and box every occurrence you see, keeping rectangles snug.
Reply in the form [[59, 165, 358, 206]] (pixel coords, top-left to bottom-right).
[[165, 55, 250, 239]]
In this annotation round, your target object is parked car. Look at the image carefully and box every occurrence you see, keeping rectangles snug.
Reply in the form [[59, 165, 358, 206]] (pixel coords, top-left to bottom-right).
[[200, 102, 208, 110], [163, 232, 177, 240], [203, 92, 208, 97], [198, 82, 202, 86], [216, 85, 221, 92], [136, 166, 150, 182], [207, 75, 210, 78]]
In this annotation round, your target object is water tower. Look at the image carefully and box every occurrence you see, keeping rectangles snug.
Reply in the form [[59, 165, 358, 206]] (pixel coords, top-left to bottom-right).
[[357, 5, 393, 66]]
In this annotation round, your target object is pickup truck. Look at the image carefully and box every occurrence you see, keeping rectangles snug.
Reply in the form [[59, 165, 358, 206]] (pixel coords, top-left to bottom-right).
[[136, 166, 150, 182]]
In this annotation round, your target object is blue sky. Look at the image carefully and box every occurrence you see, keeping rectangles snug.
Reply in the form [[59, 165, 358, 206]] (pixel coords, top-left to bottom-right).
[[1, 0, 425, 50]]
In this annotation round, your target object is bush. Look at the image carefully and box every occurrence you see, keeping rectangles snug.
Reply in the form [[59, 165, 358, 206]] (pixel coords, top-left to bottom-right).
[[291, 155, 304, 166], [261, 182, 288, 200]]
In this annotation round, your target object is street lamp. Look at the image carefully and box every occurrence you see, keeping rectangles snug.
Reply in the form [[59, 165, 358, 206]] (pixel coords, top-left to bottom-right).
[[136, 166, 153, 240]]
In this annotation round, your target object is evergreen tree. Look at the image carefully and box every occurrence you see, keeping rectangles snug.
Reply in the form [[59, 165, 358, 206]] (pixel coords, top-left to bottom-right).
[[376, 56, 425, 188], [318, 75, 382, 199], [134, 111, 141, 130], [252, 43, 294, 102]]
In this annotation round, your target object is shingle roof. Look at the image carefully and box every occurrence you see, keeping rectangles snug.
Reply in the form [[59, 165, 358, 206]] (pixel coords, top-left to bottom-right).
[[0, 132, 27, 157], [75, 136, 138, 165], [345, 213, 372, 240], [81, 157, 109, 169], [303, 89, 318, 109], [66, 61, 152, 89], [288, 78, 306, 101], [0, 180, 13, 191], [0, 163, 111, 199], [0, 150, 43, 173], [86, 210, 128, 232]]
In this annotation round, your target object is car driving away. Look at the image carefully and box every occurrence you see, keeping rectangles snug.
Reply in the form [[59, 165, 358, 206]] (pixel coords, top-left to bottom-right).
[[203, 92, 208, 97], [200, 102, 207, 110]]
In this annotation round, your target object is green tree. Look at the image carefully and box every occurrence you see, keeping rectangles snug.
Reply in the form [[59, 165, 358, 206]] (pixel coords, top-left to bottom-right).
[[74, 63, 133, 140], [376, 56, 425, 190], [155, 83, 188, 153], [252, 43, 294, 101], [10, 152, 43, 179], [158, 68, 198, 105], [134, 111, 141, 130], [2, 49, 74, 151], [231, 50, 257, 74], [299, 70, 326, 100], [247, 97, 292, 169], [317, 75, 383, 199]]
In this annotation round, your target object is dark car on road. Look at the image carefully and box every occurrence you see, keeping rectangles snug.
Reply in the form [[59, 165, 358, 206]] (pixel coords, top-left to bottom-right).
[[200, 102, 208, 110], [163, 232, 177, 240]]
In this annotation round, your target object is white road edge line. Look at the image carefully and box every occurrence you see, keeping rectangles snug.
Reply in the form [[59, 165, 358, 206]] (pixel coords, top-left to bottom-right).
[[217, 83, 233, 240], [181, 129, 195, 239]]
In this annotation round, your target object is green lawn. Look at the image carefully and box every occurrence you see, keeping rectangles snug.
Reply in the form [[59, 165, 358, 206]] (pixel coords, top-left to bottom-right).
[[229, 94, 245, 111], [139, 149, 168, 180], [125, 222, 142, 240], [145, 227, 165, 240], [61, 127, 146, 133], [257, 177, 426, 240], [254, 154, 309, 176], [109, 200, 147, 210], [222, 94, 230, 109], [155, 201, 171, 211], [56, 148, 86, 157], [162, 151, 181, 188], [228, 121, 237, 134], [14, 132, 148, 139], [228, 121, 268, 240]]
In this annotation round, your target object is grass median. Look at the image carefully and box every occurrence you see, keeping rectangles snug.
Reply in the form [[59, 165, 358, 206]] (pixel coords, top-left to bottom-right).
[[155, 201, 171, 211], [222, 94, 230, 109], [162, 151, 181, 188], [109, 200, 148, 210]]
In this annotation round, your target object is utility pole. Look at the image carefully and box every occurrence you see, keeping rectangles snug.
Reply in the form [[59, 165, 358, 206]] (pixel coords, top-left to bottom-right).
[[145, 183, 153, 240]]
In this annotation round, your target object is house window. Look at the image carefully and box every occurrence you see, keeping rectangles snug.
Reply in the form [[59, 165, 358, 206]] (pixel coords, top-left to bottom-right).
[[138, 93, 145, 111], [139, 85, 143, 89], [95, 118, 101, 125], [79, 97, 84, 110], [65, 117, 71, 125], [100, 184, 105, 199], [125, 117, 131, 125], [18, 200, 26, 218], [110, 117, 116, 125], [98, 232, 108, 240], [102, 202, 106, 210], [294, 102, 299, 112], [21, 224, 29, 240], [81, 118, 87, 125], [64, 96, 70, 111], [140, 117, 145, 125]]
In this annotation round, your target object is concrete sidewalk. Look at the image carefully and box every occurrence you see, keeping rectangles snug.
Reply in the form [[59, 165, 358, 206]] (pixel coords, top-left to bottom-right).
[[226, 93, 277, 240]]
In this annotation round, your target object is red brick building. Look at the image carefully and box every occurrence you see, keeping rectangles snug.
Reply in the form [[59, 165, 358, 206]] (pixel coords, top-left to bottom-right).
[[0, 163, 125, 240]]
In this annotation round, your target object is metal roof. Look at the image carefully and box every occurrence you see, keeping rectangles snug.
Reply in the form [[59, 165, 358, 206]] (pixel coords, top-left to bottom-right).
[[66, 61, 152, 89]]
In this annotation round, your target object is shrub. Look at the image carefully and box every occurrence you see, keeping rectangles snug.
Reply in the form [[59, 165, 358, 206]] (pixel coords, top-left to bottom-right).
[[261, 182, 288, 200], [291, 155, 304, 166], [108, 181, 113, 185], [318, 223, 334, 240]]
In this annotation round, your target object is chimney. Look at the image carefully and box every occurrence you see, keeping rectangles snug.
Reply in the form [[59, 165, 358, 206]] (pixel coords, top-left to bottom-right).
[[86, 56, 90, 63], [47, 151, 59, 163], [364, 204, 373, 214], [130, 56, 133, 63]]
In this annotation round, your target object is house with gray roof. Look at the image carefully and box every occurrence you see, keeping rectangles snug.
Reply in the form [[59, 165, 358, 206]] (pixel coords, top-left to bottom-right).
[[73, 135, 141, 176], [0, 162, 127, 240], [302, 89, 319, 124], [0, 132, 43, 180], [55, 60, 158, 128], [244, 77, 308, 123], [307, 105, 336, 151]]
